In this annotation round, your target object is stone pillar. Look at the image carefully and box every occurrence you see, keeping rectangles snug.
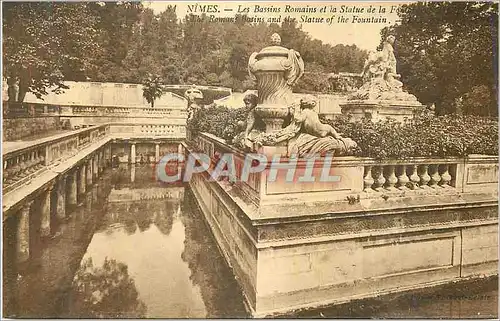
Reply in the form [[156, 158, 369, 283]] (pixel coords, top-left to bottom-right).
[[155, 144, 160, 162], [16, 201, 33, 264], [99, 150, 104, 173], [40, 186, 53, 238], [106, 145, 111, 164], [56, 177, 66, 220], [67, 172, 78, 206], [131, 143, 136, 164], [86, 159, 93, 186], [93, 154, 99, 180], [131, 165, 136, 183], [79, 164, 86, 196]]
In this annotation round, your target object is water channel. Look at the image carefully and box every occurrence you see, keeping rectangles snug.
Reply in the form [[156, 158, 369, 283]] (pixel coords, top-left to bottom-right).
[[4, 164, 498, 318]]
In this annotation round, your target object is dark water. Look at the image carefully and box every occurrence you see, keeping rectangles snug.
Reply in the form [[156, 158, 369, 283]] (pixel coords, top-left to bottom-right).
[[3, 164, 498, 318]]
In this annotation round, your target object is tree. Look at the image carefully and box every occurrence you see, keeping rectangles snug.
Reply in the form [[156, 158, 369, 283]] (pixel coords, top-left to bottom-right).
[[3, 2, 101, 102], [381, 2, 498, 116], [142, 75, 164, 107], [86, 1, 143, 82]]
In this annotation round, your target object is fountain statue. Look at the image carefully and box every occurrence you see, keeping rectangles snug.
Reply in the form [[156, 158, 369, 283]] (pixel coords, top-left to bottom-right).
[[184, 85, 203, 120], [232, 34, 358, 156], [349, 35, 417, 101], [341, 35, 424, 122]]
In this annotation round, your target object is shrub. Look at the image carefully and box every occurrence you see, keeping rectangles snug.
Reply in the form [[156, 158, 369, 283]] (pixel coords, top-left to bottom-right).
[[188, 106, 498, 159], [187, 105, 247, 142], [324, 109, 498, 159]]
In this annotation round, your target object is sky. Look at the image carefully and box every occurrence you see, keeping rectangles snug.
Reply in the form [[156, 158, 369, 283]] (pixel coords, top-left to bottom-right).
[[145, 1, 407, 51]]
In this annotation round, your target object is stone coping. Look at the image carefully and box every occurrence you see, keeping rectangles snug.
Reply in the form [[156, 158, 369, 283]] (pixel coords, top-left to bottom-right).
[[341, 99, 424, 107], [4, 99, 186, 110], [3, 124, 110, 156], [2, 138, 111, 216], [196, 132, 498, 164]]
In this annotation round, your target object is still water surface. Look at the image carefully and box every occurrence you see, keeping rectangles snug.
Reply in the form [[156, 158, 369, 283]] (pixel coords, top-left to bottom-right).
[[4, 164, 498, 318], [64, 164, 248, 318]]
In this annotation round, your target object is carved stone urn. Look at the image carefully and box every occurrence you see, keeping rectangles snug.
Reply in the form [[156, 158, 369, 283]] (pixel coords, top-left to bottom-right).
[[248, 33, 304, 132]]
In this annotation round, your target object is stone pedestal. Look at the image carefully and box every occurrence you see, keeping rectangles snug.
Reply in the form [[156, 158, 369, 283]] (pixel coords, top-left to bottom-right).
[[340, 100, 425, 123]]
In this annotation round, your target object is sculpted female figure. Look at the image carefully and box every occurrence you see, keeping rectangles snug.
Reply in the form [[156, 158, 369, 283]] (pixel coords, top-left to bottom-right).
[[254, 95, 357, 157], [381, 35, 403, 91]]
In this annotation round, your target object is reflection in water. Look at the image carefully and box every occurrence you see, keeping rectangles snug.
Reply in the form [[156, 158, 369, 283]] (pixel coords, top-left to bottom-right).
[[68, 164, 248, 318], [67, 257, 147, 318], [180, 189, 249, 318]]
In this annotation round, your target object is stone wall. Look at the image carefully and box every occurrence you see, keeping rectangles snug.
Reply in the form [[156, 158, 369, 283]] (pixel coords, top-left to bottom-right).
[[186, 136, 498, 317], [3, 116, 62, 141]]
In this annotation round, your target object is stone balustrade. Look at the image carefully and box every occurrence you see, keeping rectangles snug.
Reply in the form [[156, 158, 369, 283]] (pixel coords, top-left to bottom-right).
[[61, 105, 187, 118], [362, 160, 457, 193], [3, 101, 188, 119], [3, 101, 61, 117], [193, 132, 498, 208], [3, 124, 111, 193], [110, 123, 186, 138]]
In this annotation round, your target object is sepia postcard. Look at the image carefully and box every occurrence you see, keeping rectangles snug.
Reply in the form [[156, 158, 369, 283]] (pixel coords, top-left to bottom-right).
[[1, 1, 498, 319]]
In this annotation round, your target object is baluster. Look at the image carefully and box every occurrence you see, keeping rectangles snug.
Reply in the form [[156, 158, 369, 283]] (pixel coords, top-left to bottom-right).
[[440, 164, 452, 188], [409, 165, 420, 190], [27, 152, 36, 173], [19, 155, 28, 177], [429, 164, 442, 188], [419, 164, 431, 188], [363, 166, 375, 192], [397, 165, 410, 190], [385, 165, 398, 191], [373, 166, 386, 191], [38, 155, 45, 169], [4, 160, 11, 184]]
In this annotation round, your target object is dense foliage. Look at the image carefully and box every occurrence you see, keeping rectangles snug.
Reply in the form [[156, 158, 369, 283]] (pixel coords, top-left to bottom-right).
[[3, 2, 367, 101], [4, 2, 497, 118], [3, 2, 101, 102], [188, 107, 498, 159], [380, 2, 498, 116], [188, 105, 248, 142], [325, 110, 498, 159]]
